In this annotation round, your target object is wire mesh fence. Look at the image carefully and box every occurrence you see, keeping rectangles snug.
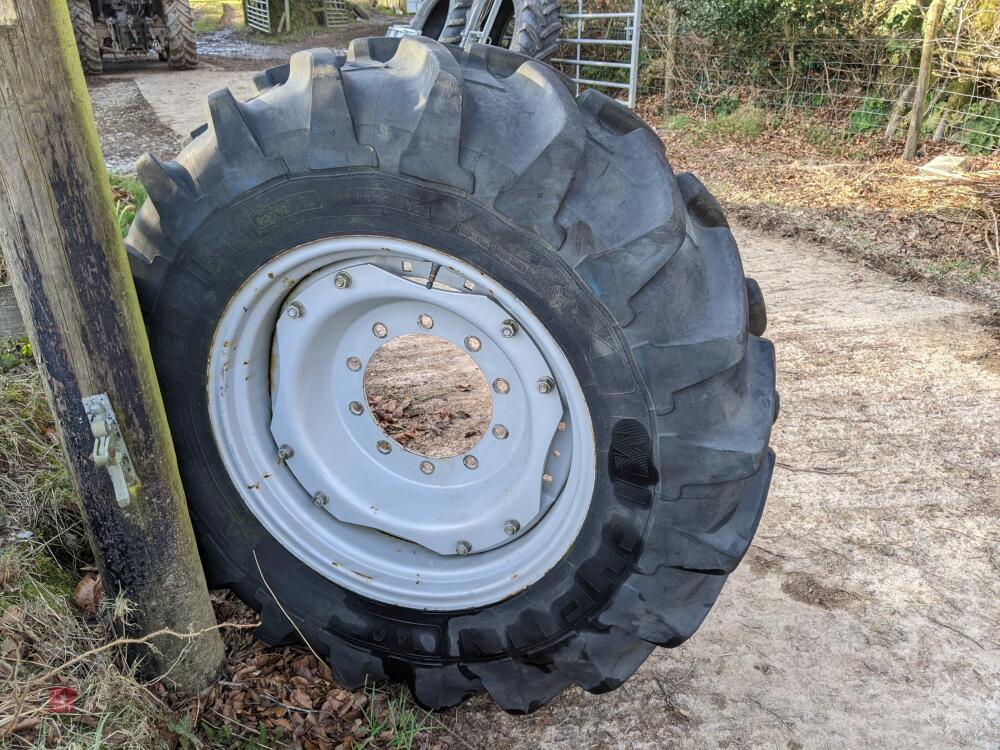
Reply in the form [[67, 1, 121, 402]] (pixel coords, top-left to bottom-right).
[[631, 28, 1000, 155]]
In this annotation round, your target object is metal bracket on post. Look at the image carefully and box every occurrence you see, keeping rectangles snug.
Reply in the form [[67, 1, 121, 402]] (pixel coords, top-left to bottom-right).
[[83, 393, 139, 508]]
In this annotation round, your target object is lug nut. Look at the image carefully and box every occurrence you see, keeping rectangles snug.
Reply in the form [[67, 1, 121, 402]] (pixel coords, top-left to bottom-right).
[[492, 378, 510, 395], [346, 356, 362, 372], [372, 322, 388, 338], [333, 272, 351, 289], [543, 473, 553, 484], [277, 444, 294, 463], [377, 440, 392, 454], [492, 424, 509, 440], [463, 455, 479, 470], [455, 540, 472, 555], [500, 319, 519, 338], [418, 313, 434, 330], [286, 301, 305, 319], [463, 279, 475, 290], [464, 336, 482, 353], [313, 492, 328, 507], [420, 460, 435, 475], [349, 401, 364, 415], [537, 377, 555, 394], [503, 519, 520, 536]]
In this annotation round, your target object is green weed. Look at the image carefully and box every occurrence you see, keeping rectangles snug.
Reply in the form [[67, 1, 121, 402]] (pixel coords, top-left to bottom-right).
[[707, 105, 769, 140], [661, 113, 692, 130]]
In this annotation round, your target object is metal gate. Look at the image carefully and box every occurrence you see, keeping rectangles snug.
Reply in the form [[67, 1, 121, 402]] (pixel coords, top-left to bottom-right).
[[552, 0, 643, 109], [245, 0, 270, 32], [324, 0, 350, 28]]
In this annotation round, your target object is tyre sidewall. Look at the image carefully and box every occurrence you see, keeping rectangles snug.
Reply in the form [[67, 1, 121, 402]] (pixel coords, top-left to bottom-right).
[[149, 172, 658, 665]]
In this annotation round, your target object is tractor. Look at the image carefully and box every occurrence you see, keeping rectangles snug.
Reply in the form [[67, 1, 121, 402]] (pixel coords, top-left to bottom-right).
[[68, 0, 197, 75]]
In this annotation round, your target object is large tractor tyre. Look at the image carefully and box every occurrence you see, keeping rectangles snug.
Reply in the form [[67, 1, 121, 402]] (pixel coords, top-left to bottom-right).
[[413, 0, 560, 60], [164, 0, 198, 70], [436, 0, 472, 45], [485, 0, 561, 59], [127, 38, 777, 713], [69, 0, 102, 75], [408, 0, 450, 40]]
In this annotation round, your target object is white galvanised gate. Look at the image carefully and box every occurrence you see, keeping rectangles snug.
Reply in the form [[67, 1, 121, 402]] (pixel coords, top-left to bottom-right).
[[244, 0, 271, 32], [552, 0, 643, 109]]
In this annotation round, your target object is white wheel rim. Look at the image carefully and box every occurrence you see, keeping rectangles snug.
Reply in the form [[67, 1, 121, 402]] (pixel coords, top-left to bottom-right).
[[208, 236, 596, 610]]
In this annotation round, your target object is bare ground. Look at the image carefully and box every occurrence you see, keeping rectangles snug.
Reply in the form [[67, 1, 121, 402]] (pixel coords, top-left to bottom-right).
[[84, 65, 1000, 747]]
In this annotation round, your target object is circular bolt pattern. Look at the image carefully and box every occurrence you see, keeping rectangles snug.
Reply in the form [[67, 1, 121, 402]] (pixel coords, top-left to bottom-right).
[[504, 519, 520, 536], [537, 376, 555, 394], [492, 424, 509, 440], [349, 401, 364, 415], [500, 319, 519, 338], [313, 492, 328, 507], [287, 302, 305, 319], [372, 322, 388, 338], [417, 313, 434, 330], [420, 460, 435, 475], [464, 336, 482, 353], [277, 444, 294, 462], [346, 356, 362, 372], [456, 541, 472, 556], [493, 378, 510, 395], [377, 440, 392, 455], [333, 272, 351, 289], [463, 455, 479, 470]]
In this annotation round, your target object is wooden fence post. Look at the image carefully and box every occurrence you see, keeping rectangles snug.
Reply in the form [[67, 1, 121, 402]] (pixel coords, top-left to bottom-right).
[[0, 0, 225, 691], [663, 2, 678, 117], [904, 0, 945, 160]]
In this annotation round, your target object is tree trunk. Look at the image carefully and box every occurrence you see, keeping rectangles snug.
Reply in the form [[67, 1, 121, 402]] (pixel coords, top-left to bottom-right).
[[884, 82, 916, 140], [0, 0, 224, 692], [662, 3, 678, 117], [905, 0, 945, 160]]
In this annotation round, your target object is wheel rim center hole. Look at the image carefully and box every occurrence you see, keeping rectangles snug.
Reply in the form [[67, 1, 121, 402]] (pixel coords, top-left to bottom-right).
[[362, 334, 492, 459]]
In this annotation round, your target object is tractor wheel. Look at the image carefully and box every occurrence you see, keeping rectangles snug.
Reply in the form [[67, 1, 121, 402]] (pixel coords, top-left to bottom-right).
[[127, 38, 777, 713], [69, 0, 102, 75], [486, 0, 561, 59], [436, 0, 472, 45], [164, 0, 197, 70]]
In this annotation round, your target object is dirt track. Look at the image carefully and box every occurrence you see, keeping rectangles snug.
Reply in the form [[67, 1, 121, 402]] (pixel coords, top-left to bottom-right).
[[87, 64, 1000, 748]]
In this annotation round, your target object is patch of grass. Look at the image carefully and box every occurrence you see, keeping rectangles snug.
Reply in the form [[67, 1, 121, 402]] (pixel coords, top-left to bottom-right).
[[189, 0, 243, 33], [661, 113, 692, 130], [848, 96, 890, 134], [360, 683, 431, 750], [924, 258, 1000, 282], [706, 104, 769, 140], [108, 171, 147, 237]]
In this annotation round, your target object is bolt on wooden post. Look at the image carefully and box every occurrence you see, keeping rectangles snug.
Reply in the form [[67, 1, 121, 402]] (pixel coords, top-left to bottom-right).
[[0, 0, 224, 691]]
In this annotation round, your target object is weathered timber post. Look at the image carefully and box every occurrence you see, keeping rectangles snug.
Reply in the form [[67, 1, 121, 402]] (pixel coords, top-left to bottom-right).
[[662, 2, 678, 117], [0, 0, 225, 691], [904, 0, 945, 161]]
